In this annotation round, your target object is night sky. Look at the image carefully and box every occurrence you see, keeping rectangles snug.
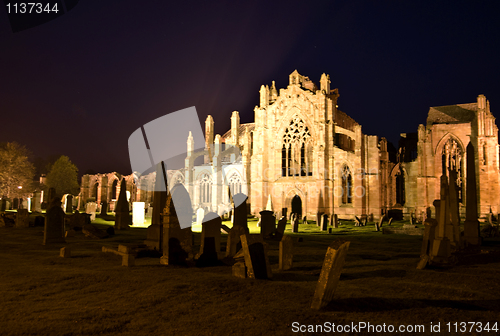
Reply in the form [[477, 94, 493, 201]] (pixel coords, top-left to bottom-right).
[[2, 0, 500, 177]]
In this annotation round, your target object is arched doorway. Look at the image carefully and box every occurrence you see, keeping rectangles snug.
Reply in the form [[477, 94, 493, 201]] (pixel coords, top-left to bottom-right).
[[291, 195, 302, 219]]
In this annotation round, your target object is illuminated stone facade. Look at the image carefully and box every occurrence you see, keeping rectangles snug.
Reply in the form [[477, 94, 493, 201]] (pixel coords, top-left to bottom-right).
[[79, 71, 500, 221]]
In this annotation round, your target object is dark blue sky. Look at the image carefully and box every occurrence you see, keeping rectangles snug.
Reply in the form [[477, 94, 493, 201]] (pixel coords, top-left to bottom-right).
[[1, 0, 500, 176]]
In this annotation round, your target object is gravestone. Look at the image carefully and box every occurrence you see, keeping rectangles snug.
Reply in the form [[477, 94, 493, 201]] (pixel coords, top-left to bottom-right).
[[259, 210, 276, 239], [275, 216, 287, 240], [232, 249, 247, 278], [199, 212, 222, 255], [311, 240, 350, 310], [332, 214, 339, 228], [302, 216, 307, 224], [82, 223, 109, 239], [16, 209, 30, 228], [66, 195, 73, 213], [354, 216, 362, 227], [281, 208, 287, 220], [86, 202, 97, 222], [321, 214, 329, 231], [132, 202, 146, 226], [225, 225, 247, 258], [316, 212, 322, 227], [240, 234, 272, 279], [387, 217, 393, 226], [145, 204, 153, 218], [196, 208, 205, 226], [196, 236, 219, 267], [417, 217, 438, 269], [114, 179, 131, 230], [429, 175, 453, 266], [60, 247, 71, 258], [160, 185, 193, 265], [43, 199, 66, 245], [291, 214, 299, 233], [0, 198, 6, 211], [122, 254, 135, 267], [464, 142, 481, 248], [32, 191, 42, 212], [145, 162, 168, 251], [232, 193, 249, 232], [375, 216, 384, 232], [100, 200, 107, 215], [279, 235, 293, 270]]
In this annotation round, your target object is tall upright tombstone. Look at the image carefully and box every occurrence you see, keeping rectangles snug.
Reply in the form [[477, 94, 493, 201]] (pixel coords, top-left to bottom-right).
[[259, 210, 276, 239], [200, 212, 222, 255], [240, 234, 272, 279], [32, 191, 42, 212], [145, 162, 168, 251], [232, 193, 249, 232], [311, 240, 350, 310], [429, 175, 452, 265], [279, 235, 293, 270], [43, 198, 66, 245], [321, 214, 329, 231], [16, 209, 29, 228], [114, 178, 131, 230], [291, 213, 299, 233], [447, 170, 461, 248], [160, 185, 193, 265], [226, 225, 247, 258], [66, 195, 73, 213], [464, 142, 481, 247]]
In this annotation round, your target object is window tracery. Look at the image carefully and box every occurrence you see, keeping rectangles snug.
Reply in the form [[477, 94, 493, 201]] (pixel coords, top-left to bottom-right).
[[282, 117, 312, 177]]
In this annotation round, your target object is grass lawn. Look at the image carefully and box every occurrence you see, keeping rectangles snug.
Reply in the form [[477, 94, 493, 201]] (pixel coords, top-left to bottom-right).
[[1, 216, 499, 335]]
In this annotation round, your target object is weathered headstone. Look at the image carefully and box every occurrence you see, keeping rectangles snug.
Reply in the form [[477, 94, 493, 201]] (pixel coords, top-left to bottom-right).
[[43, 199, 66, 245], [429, 175, 453, 265], [114, 179, 131, 230], [464, 142, 481, 248], [60, 247, 71, 258], [387, 217, 393, 226], [15, 209, 30, 228], [321, 214, 329, 231], [311, 240, 350, 310], [275, 216, 287, 240], [354, 216, 362, 227], [66, 195, 73, 213], [196, 208, 205, 226], [86, 202, 97, 222], [240, 234, 272, 279], [291, 214, 299, 233], [279, 235, 293, 271], [332, 214, 339, 228], [32, 191, 42, 212], [196, 236, 219, 267], [122, 254, 135, 267], [199, 212, 222, 255], [302, 215, 307, 224], [100, 200, 107, 215], [225, 225, 247, 258], [232, 193, 249, 232], [160, 186, 193, 265], [316, 212, 322, 227], [375, 216, 384, 231], [281, 208, 287, 220], [132, 201, 146, 226], [145, 162, 168, 251], [259, 210, 276, 239]]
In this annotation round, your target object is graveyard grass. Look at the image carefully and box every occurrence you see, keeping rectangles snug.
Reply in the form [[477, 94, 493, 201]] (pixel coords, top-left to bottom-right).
[[1, 216, 500, 335]]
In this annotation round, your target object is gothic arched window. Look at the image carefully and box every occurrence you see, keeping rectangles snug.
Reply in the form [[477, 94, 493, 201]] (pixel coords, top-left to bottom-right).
[[228, 172, 242, 196], [200, 173, 212, 204], [282, 117, 312, 177], [341, 165, 352, 204], [441, 137, 463, 202], [395, 169, 405, 205]]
